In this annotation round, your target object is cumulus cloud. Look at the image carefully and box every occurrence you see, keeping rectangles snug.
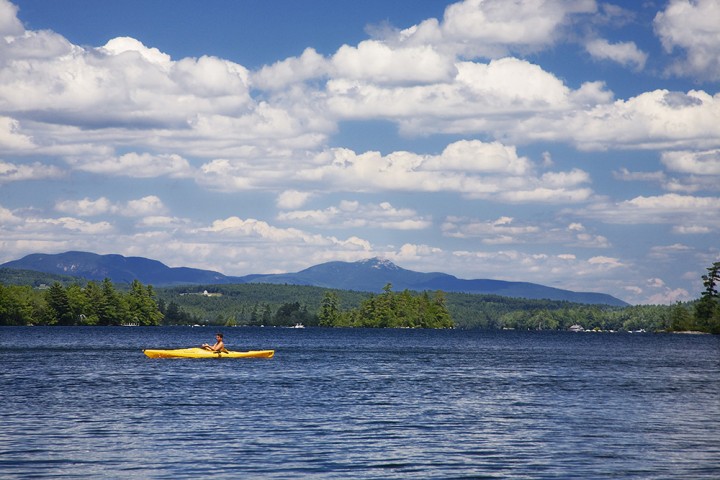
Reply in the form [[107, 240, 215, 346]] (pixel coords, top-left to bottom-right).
[[278, 200, 431, 230], [0, 29, 252, 130], [516, 89, 720, 150], [400, 0, 597, 58], [325, 57, 604, 129], [441, 215, 608, 247], [23, 217, 114, 235], [0, 116, 35, 150], [661, 149, 720, 175], [585, 38, 647, 71], [298, 141, 592, 203], [55, 195, 168, 217], [425, 140, 531, 174], [0, 203, 20, 224], [654, 0, 720, 80], [587, 256, 624, 268], [613, 168, 666, 183], [0, 159, 63, 182], [646, 288, 690, 304], [66, 152, 194, 178], [0, 0, 22, 36], [277, 190, 313, 209], [331, 41, 456, 84], [200, 216, 330, 245], [442, 215, 540, 242], [252, 48, 328, 90], [580, 193, 720, 232]]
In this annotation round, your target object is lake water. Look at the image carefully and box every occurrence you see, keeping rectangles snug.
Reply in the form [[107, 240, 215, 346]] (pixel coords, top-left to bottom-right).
[[1, 326, 718, 479]]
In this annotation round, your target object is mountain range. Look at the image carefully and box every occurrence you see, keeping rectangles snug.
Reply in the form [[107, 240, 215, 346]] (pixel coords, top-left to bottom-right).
[[1, 251, 628, 306]]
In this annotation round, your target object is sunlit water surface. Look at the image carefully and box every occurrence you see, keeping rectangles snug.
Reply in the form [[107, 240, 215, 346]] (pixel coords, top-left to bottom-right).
[[1, 327, 718, 479]]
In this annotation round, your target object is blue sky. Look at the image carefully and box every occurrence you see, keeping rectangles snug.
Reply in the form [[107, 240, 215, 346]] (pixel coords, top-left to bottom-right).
[[1, 0, 719, 304]]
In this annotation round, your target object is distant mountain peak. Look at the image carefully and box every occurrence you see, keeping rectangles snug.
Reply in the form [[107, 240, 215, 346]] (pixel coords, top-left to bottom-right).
[[358, 257, 399, 270], [0, 251, 629, 306]]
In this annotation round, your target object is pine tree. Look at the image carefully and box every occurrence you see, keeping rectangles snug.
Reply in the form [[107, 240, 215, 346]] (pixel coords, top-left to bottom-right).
[[695, 261, 720, 333], [46, 282, 74, 325]]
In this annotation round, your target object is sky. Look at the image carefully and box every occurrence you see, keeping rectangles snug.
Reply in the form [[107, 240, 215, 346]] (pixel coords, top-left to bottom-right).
[[1, 0, 719, 305]]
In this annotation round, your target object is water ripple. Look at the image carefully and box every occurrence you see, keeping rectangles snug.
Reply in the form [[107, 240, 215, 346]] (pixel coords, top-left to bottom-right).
[[1, 327, 718, 478]]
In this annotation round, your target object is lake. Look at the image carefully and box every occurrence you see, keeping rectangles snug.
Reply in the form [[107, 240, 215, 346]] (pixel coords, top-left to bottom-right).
[[1, 326, 718, 479]]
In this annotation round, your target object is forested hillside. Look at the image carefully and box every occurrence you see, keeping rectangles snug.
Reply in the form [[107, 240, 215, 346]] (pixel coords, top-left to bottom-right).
[[2, 263, 718, 333]]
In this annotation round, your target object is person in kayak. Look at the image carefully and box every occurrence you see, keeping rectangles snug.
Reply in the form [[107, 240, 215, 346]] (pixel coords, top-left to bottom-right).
[[202, 333, 225, 352]]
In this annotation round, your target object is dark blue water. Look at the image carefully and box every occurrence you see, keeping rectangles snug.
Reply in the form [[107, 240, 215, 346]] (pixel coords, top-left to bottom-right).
[[1, 327, 718, 479]]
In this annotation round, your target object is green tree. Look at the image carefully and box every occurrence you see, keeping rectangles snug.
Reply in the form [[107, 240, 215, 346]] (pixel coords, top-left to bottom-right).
[[318, 291, 341, 326], [127, 280, 164, 325], [670, 302, 694, 332], [45, 282, 74, 325], [98, 278, 127, 325], [81, 281, 103, 325], [694, 261, 720, 333], [65, 284, 89, 324], [0, 284, 35, 325]]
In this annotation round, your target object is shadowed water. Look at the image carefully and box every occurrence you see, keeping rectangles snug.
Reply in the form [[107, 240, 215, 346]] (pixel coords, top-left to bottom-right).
[[1, 327, 718, 478]]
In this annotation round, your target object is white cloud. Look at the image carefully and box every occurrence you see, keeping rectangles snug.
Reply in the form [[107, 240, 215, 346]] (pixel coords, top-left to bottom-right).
[[613, 168, 666, 183], [648, 243, 692, 259], [0, 204, 20, 224], [646, 288, 690, 304], [661, 149, 720, 175], [136, 216, 188, 228], [517, 89, 720, 150], [0, 0, 22, 36], [24, 217, 114, 235], [326, 57, 588, 125], [123, 196, 168, 216], [277, 190, 313, 209], [55, 195, 167, 217], [442, 215, 539, 241], [426, 140, 531, 174], [585, 38, 647, 71], [66, 152, 194, 178], [278, 200, 431, 230], [580, 193, 720, 232], [200, 216, 331, 245], [331, 40, 456, 84], [301, 141, 592, 204], [55, 197, 114, 217], [0, 159, 63, 182], [0, 116, 35, 150], [0, 29, 252, 129], [402, 0, 597, 58], [673, 225, 711, 234], [654, 0, 720, 80], [252, 48, 328, 90], [101, 37, 171, 66], [588, 256, 623, 268], [441, 215, 608, 247]]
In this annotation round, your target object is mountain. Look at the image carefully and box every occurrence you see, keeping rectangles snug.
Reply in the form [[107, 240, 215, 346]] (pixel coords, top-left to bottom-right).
[[244, 257, 628, 306], [1, 251, 628, 306], [1, 251, 229, 286]]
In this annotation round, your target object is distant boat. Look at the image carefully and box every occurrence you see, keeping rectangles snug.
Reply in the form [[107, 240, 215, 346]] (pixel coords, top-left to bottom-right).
[[569, 324, 584, 332], [291, 323, 305, 329]]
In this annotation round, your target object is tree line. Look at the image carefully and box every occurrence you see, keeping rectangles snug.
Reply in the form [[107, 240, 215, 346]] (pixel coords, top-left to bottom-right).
[[1, 261, 719, 333], [318, 284, 453, 328], [0, 279, 163, 326]]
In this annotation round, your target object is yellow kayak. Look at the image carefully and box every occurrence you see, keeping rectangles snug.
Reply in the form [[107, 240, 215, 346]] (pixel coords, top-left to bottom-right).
[[143, 347, 274, 359]]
